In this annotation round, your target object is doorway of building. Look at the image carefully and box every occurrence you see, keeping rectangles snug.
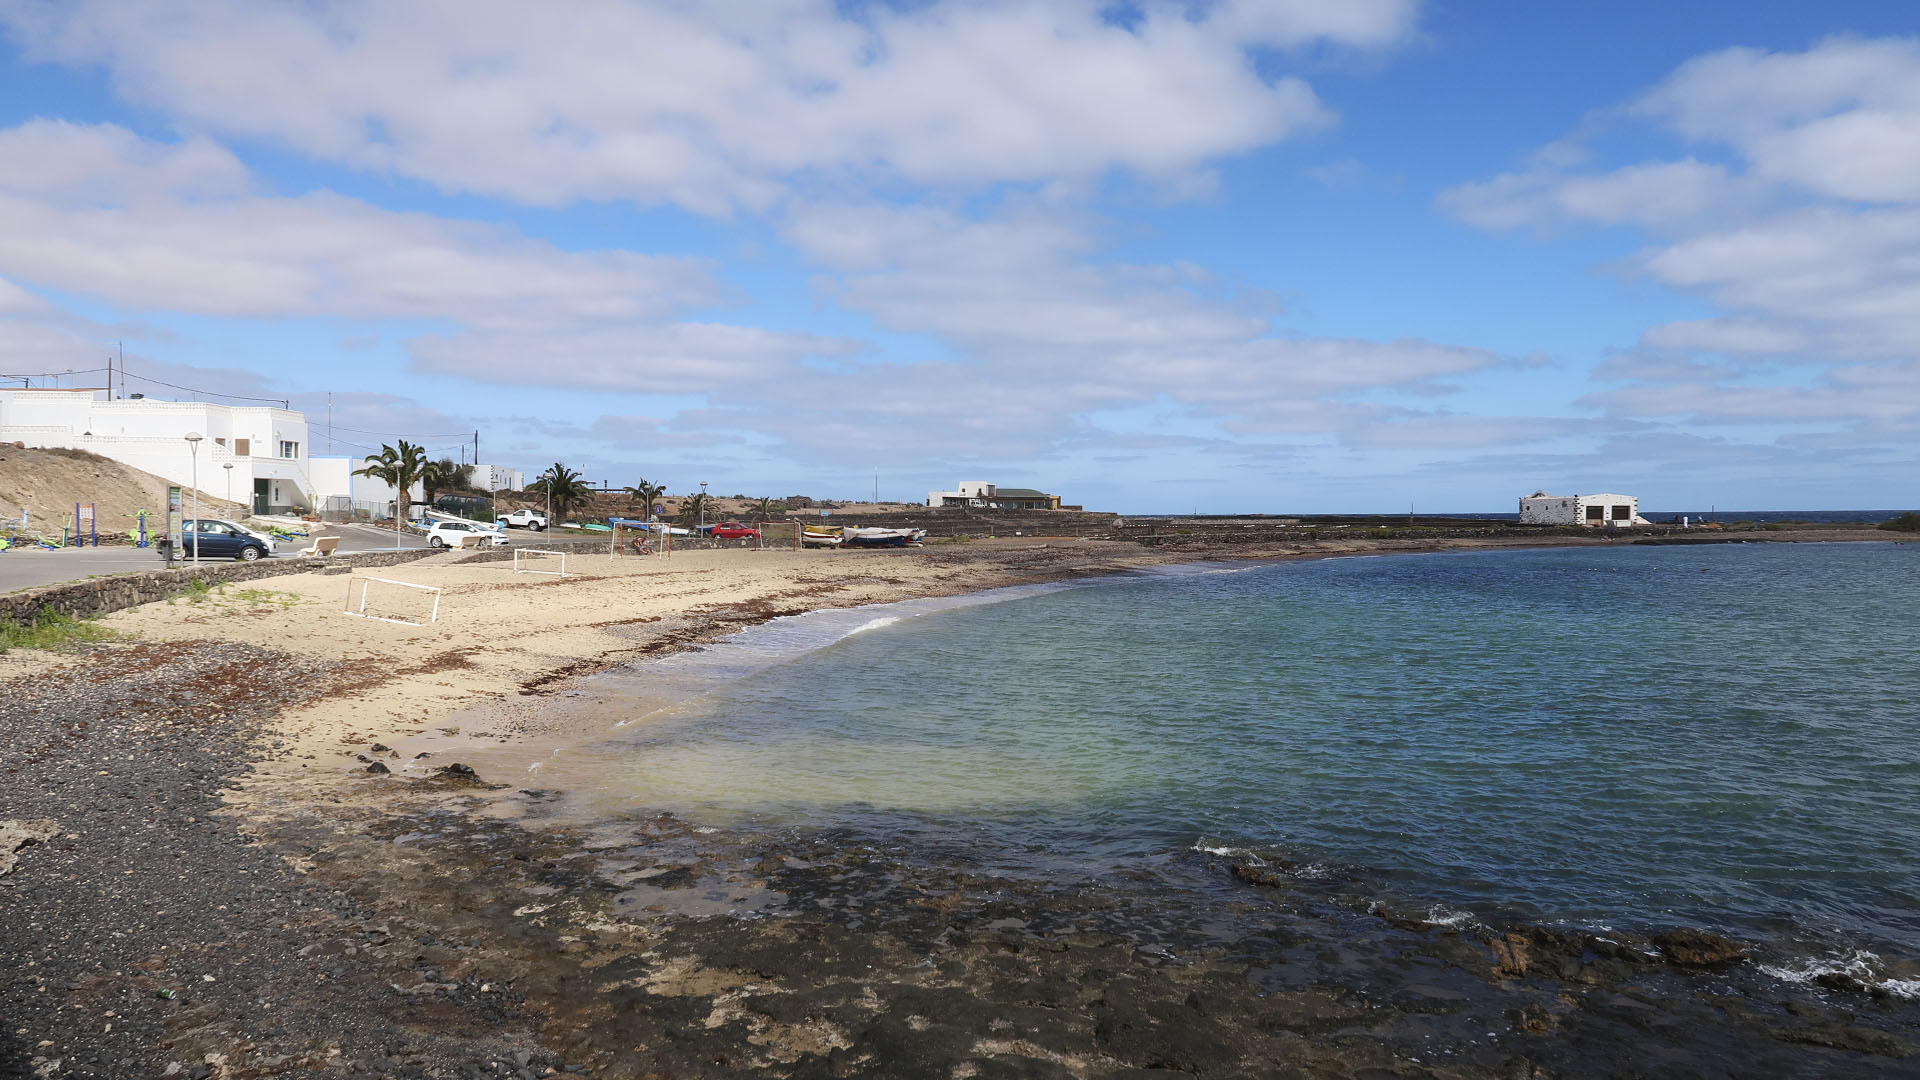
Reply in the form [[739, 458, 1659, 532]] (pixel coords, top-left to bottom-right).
[[253, 478, 270, 516]]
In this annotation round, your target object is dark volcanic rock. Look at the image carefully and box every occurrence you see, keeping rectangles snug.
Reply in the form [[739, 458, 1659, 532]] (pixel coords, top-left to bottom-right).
[[0, 641, 551, 1079], [1653, 928, 1749, 967]]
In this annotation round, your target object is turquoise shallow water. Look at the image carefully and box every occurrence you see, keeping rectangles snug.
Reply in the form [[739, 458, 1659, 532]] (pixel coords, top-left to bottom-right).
[[577, 543, 1920, 957]]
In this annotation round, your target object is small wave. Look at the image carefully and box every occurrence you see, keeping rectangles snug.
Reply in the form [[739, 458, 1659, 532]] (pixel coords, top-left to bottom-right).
[[845, 616, 903, 637], [1422, 904, 1478, 929], [1191, 843, 1244, 857], [1760, 950, 1920, 999]]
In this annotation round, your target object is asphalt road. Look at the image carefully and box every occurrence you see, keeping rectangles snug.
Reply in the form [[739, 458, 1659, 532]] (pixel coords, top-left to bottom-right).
[[0, 523, 602, 595], [0, 545, 177, 595], [0, 528, 419, 596]]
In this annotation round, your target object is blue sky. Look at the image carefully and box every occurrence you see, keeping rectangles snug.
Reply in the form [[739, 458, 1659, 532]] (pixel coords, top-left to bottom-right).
[[1, 1, 1915, 513]]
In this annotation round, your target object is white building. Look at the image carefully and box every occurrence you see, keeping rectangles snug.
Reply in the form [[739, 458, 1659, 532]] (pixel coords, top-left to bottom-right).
[[925, 481, 1064, 510], [0, 387, 315, 515], [309, 456, 423, 521], [1519, 491, 1650, 527], [927, 481, 999, 507], [473, 464, 524, 492]]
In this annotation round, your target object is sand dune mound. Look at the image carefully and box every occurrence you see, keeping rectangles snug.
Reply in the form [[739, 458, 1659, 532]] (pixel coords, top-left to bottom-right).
[[0, 445, 238, 541]]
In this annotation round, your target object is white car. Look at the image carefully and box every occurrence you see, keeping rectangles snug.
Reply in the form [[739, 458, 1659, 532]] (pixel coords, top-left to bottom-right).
[[498, 509, 549, 530], [426, 520, 510, 549]]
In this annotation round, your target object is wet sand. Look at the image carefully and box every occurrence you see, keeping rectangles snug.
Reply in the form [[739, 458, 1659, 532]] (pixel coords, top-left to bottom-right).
[[6, 534, 1918, 1078]]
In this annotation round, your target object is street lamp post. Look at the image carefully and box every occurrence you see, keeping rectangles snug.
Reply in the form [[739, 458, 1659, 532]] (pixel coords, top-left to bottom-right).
[[699, 481, 707, 531], [223, 462, 234, 518], [184, 432, 203, 563]]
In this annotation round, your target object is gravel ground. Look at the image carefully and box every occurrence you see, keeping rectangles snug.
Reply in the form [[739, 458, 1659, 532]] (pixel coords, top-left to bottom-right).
[[0, 640, 571, 1080]]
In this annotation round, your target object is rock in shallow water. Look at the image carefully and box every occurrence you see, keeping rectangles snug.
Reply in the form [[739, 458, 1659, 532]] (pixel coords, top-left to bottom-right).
[[1653, 928, 1749, 967]]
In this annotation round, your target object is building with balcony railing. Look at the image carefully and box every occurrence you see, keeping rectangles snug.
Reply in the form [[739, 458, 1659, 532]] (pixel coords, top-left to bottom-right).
[[0, 387, 315, 515]]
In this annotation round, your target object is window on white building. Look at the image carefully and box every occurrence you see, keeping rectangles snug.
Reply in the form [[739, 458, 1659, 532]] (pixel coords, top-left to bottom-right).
[[280, 440, 299, 459], [233, 438, 250, 456]]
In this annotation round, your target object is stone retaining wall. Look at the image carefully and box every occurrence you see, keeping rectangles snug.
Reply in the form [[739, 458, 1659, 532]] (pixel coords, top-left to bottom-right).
[[0, 549, 439, 625]]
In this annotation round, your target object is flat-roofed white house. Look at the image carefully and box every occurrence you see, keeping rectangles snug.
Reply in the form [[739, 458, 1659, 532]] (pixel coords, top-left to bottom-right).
[[926, 481, 1064, 510], [1519, 491, 1650, 527], [308, 456, 424, 521], [473, 464, 524, 492], [0, 387, 317, 515]]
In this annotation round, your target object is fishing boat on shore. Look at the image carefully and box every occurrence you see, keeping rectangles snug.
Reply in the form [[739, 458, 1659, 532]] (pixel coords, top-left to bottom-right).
[[842, 526, 926, 548], [802, 525, 844, 548]]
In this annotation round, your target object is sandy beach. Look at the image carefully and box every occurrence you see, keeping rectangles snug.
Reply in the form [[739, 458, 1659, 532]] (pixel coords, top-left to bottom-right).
[[5, 533, 1917, 1079]]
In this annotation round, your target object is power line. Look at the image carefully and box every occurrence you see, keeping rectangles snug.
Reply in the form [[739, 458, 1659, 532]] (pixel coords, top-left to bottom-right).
[[1, 366, 110, 380], [326, 423, 475, 439], [117, 367, 290, 407], [9, 361, 486, 454]]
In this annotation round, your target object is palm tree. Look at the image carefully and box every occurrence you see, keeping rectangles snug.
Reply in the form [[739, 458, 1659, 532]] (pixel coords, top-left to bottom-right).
[[420, 457, 474, 506], [677, 492, 710, 528], [530, 462, 593, 524], [353, 440, 429, 522], [752, 496, 785, 522], [624, 480, 667, 520]]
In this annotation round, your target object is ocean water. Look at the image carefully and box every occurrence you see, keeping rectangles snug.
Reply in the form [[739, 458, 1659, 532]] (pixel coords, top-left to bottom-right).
[[544, 542, 1920, 976]]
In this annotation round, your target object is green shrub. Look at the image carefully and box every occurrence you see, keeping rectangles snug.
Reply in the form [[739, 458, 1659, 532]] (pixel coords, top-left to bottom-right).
[[1879, 511, 1920, 533], [0, 605, 115, 653]]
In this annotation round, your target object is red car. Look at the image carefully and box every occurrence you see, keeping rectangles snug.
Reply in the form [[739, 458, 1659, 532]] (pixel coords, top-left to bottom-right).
[[709, 521, 760, 540]]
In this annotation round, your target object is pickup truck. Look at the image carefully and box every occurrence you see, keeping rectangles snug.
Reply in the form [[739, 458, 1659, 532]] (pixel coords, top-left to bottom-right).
[[498, 509, 549, 530]]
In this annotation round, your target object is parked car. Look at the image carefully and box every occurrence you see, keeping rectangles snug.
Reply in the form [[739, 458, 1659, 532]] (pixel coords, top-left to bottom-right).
[[427, 520, 510, 549], [184, 518, 277, 548], [709, 521, 760, 540], [177, 520, 274, 561], [498, 509, 549, 530]]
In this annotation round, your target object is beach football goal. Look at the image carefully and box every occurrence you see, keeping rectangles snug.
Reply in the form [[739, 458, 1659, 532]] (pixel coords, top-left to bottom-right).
[[342, 575, 441, 626], [756, 521, 802, 551], [611, 522, 662, 558], [514, 547, 570, 577]]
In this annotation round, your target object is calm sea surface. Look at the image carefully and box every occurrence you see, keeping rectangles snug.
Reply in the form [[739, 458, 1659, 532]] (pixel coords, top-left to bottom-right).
[[560, 543, 1920, 964]]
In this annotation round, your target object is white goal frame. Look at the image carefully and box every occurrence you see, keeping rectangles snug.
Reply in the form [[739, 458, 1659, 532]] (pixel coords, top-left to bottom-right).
[[514, 547, 569, 576], [611, 523, 662, 558], [342, 575, 442, 626], [755, 521, 802, 551]]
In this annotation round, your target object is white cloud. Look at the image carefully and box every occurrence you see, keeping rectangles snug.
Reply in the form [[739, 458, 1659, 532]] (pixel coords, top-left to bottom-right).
[[407, 323, 859, 395], [1336, 411, 1619, 451], [1582, 360, 1920, 429], [1438, 159, 1736, 230], [0, 123, 717, 323], [0, 119, 248, 203], [1639, 319, 1806, 355], [1634, 37, 1920, 204], [0, 120, 850, 396], [0, 0, 1418, 211], [1440, 32, 1920, 477], [0, 275, 48, 314], [1420, 36, 1920, 502]]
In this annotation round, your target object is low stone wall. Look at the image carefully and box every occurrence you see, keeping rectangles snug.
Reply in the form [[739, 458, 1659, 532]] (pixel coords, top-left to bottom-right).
[[0, 549, 439, 625], [1108, 522, 1607, 547]]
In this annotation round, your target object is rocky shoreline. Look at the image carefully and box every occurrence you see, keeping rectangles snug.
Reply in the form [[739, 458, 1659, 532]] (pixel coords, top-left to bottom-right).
[[5, 537, 1919, 1077]]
